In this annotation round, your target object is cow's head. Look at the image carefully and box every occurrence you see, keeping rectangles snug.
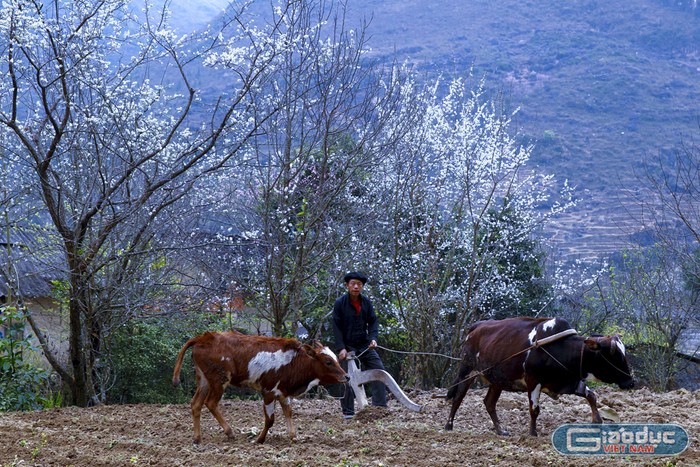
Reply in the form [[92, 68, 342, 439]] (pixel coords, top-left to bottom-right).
[[303, 341, 349, 384], [584, 334, 634, 389]]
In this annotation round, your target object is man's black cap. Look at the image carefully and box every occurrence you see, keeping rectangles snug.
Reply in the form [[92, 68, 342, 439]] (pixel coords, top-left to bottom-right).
[[343, 271, 368, 284]]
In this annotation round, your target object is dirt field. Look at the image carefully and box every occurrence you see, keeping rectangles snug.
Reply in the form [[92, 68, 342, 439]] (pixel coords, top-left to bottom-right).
[[0, 386, 697, 466]]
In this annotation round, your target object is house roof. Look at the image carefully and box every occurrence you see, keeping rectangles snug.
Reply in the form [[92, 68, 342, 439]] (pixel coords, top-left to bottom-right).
[[678, 320, 700, 362], [0, 229, 62, 300]]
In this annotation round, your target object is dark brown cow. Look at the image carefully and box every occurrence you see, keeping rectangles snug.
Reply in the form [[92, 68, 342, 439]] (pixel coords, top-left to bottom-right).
[[445, 317, 634, 436], [172, 330, 348, 444]]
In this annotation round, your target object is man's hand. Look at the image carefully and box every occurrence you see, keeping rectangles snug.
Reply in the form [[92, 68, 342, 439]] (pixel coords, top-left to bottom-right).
[[368, 340, 377, 349], [339, 348, 347, 360]]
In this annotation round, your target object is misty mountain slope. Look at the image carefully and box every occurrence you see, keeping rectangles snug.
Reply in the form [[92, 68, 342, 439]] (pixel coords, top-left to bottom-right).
[[339, 0, 700, 259], [171, 0, 699, 259]]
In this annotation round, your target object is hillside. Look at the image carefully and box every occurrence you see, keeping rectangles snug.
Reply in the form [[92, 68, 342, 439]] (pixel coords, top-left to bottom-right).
[[335, 0, 700, 260], [166, 0, 700, 260]]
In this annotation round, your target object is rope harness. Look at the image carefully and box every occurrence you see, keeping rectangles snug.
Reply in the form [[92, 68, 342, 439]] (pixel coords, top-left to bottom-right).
[[351, 329, 580, 393], [444, 328, 580, 392], [599, 348, 634, 379], [336, 329, 632, 402]]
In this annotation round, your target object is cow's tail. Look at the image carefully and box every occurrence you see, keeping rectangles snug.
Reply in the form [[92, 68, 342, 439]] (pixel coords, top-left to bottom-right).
[[446, 321, 484, 400], [446, 358, 473, 400], [172, 337, 197, 387]]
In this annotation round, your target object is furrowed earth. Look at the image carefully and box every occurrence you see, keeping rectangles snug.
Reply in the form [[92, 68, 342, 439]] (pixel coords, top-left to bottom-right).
[[0, 387, 697, 466]]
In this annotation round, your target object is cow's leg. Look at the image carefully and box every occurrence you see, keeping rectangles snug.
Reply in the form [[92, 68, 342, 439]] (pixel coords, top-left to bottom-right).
[[581, 386, 602, 423], [190, 371, 207, 444], [527, 383, 543, 436], [256, 392, 276, 444], [203, 379, 234, 440], [444, 376, 474, 431], [279, 397, 296, 440], [484, 386, 508, 436]]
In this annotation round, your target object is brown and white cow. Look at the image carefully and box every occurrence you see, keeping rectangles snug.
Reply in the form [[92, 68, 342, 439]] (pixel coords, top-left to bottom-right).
[[445, 317, 634, 436], [172, 330, 348, 444]]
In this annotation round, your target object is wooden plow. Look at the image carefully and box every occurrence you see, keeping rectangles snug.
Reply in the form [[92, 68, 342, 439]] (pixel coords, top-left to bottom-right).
[[346, 351, 423, 412]]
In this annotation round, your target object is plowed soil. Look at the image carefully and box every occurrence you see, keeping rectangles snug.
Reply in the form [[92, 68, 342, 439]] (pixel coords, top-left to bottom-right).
[[0, 386, 697, 466]]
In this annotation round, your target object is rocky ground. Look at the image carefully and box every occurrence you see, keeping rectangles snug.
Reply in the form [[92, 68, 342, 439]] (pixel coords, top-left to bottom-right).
[[0, 386, 697, 466]]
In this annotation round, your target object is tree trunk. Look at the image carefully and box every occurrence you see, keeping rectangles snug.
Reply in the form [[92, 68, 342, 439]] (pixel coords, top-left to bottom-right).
[[68, 275, 89, 407]]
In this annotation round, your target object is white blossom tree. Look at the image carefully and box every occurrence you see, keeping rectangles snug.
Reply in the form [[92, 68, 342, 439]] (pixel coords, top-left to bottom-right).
[[0, 0, 300, 405], [205, 1, 404, 336], [364, 75, 575, 387]]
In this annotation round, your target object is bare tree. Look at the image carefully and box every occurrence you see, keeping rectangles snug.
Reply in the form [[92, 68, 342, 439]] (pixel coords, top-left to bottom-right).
[[609, 130, 700, 389], [641, 132, 700, 263], [219, 0, 403, 336], [607, 247, 693, 389]]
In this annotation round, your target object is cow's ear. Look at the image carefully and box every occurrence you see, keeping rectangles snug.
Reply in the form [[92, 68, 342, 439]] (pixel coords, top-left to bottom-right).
[[610, 334, 625, 355], [584, 337, 600, 350], [302, 344, 317, 357]]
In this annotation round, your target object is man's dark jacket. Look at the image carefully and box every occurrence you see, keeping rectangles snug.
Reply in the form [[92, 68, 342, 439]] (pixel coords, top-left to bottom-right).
[[332, 293, 379, 352]]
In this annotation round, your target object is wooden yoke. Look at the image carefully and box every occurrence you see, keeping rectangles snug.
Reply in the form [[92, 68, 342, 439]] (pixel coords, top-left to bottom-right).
[[346, 352, 423, 412]]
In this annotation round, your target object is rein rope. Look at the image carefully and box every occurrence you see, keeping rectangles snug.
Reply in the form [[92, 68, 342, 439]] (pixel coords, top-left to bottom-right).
[[345, 329, 590, 394], [341, 330, 631, 399], [599, 350, 634, 378], [353, 346, 460, 361], [377, 345, 462, 361]]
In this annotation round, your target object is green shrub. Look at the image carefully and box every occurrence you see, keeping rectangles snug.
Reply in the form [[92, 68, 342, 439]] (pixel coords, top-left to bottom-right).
[[107, 313, 226, 404], [0, 306, 55, 411], [109, 321, 187, 404]]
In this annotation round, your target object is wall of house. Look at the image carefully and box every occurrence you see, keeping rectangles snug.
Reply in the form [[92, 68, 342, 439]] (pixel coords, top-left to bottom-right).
[[23, 298, 68, 370]]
